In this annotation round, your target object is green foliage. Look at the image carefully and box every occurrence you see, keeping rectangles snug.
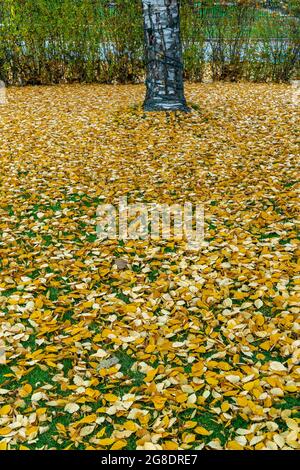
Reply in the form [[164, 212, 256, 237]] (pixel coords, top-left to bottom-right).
[[0, 0, 144, 84], [0, 0, 299, 84]]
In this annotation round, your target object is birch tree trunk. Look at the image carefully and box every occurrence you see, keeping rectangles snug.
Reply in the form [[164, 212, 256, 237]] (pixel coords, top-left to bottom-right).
[[142, 0, 189, 112]]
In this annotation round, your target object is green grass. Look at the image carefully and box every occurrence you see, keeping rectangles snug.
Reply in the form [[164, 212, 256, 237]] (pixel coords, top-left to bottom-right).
[[196, 4, 295, 39]]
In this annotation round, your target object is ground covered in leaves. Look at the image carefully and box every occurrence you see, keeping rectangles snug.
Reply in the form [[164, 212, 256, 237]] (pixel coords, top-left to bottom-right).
[[0, 83, 299, 450]]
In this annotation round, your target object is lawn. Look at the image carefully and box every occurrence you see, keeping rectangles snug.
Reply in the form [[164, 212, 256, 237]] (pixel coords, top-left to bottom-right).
[[0, 83, 299, 450], [196, 4, 296, 39]]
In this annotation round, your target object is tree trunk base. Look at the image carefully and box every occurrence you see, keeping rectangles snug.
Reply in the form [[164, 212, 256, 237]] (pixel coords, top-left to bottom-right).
[[143, 98, 190, 113]]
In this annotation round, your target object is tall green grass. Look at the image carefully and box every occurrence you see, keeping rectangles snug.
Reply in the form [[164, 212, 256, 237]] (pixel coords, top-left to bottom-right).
[[0, 0, 299, 85]]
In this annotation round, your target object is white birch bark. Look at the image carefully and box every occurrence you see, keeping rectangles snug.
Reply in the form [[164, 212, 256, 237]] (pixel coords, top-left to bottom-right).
[[142, 0, 189, 111]]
